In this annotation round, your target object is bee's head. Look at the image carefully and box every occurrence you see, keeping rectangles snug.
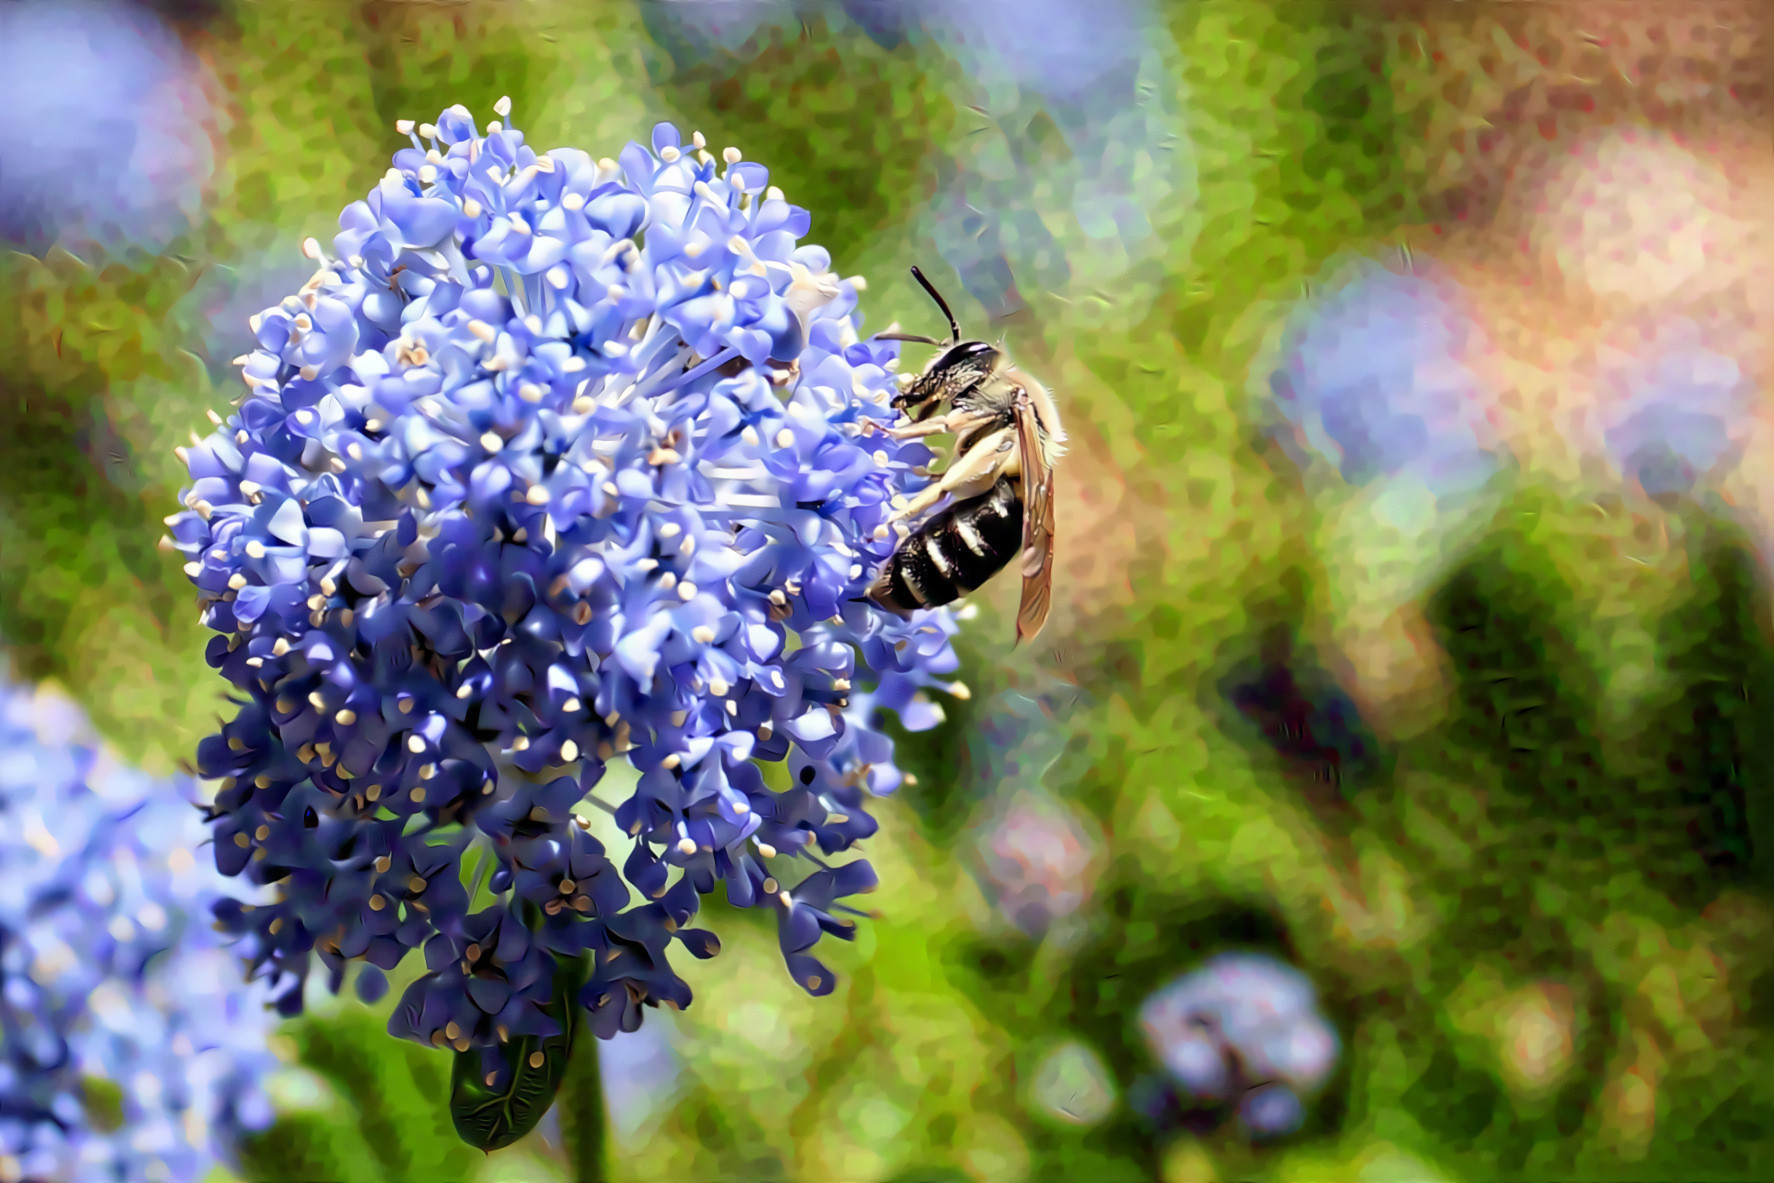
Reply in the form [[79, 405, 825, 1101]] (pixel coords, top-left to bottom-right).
[[893, 339, 1001, 413]]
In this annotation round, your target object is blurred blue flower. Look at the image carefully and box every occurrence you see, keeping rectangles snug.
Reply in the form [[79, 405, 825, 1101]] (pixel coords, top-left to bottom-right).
[[168, 103, 964, 1059], [644, 0, 1189, 320], [598, 1017, 682, 1147], [843, 0, 1145, 105], [1235, 1082, 1306, 1139], [0, 0, 214, 255], [973, 789, 1103, 939], [0, 668, 277, 1183], [1138, 951, 1339, 1142], [639, 0, 797, 58], [1267, 259, 1501, 502], [910, 0, 1187, 318], [1595, 318, 1750, 499]]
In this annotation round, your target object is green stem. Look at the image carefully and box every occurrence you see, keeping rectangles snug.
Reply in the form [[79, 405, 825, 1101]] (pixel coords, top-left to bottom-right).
[[556, 1013, 608, 1183]]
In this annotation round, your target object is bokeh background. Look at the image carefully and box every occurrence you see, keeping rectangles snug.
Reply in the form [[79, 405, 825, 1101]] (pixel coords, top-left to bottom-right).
[[2, 0, 1772, 1180]]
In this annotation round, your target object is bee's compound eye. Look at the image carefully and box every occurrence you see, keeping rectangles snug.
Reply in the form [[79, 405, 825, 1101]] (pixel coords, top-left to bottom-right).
[[962, 341, 995, 359]]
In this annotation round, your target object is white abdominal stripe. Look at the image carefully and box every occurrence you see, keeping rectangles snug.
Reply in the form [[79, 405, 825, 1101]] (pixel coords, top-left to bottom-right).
[[871, 479, 1023, 613]]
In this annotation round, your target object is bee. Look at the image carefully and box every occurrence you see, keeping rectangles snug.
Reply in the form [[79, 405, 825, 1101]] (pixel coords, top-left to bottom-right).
[[863, 266, 1066, 643]]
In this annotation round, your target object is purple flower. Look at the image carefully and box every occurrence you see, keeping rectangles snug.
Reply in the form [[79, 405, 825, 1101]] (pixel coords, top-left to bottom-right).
[[0, 0, 215, 255], [1138, 952, 1339, 1141], [0, 669, 277, 1183], [973, 789, 1104, 939], [1594, 317, 1750, 499], [168, 102, 965, 1055], [1268, 258, 1501, 501]]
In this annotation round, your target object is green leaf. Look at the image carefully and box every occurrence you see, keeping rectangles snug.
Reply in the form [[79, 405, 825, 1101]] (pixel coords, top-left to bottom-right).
[[234, 1109, 385, 1183], [449, 953, 588, 1152], [292, 1007, 481, 1181]]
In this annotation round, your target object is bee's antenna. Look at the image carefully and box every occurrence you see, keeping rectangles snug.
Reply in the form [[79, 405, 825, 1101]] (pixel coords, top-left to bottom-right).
[[909, 265, 961, 343], [874, 332, 944, 346]]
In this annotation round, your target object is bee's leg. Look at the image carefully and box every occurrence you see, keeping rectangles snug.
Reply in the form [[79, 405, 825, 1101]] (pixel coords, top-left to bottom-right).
[[864, 410, 985, 441], [887, 429, 1016, 525]]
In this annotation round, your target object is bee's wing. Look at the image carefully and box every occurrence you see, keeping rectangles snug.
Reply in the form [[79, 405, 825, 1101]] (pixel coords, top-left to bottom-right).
[[1013, 387, 1056, 644]]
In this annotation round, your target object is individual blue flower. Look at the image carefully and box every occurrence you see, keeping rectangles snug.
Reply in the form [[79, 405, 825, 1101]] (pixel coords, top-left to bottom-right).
[[1267, 257, 1502, 502], [1138, 952, 1339, 1141], [0, 0, 215, 254], [1594, 317, 1750, 499], [0, 668, 278, 1183], [168, 102, 965, 1057]]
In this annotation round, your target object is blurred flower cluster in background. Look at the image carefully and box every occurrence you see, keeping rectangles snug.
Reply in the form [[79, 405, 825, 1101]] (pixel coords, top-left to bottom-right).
[[1, 664, 276, 1183], [0, 1, 1770, 1182]]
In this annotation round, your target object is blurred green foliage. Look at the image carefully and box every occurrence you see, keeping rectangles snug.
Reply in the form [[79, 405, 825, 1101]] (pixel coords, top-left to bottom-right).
[[3, 2, 1771, 1182]]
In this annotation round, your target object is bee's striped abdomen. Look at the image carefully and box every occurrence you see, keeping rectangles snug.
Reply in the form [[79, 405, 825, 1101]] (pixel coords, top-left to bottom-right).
[[870, 479, 1024, 616]]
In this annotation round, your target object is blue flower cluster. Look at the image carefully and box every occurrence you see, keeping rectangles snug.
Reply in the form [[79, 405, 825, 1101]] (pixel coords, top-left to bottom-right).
[[0, 670, 277, 1183], [167, 101, 964, 1056], [1138, 952, 1339, 1140], [1595, 317, 1750, 500], [1267, 258, 1501, 502]]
